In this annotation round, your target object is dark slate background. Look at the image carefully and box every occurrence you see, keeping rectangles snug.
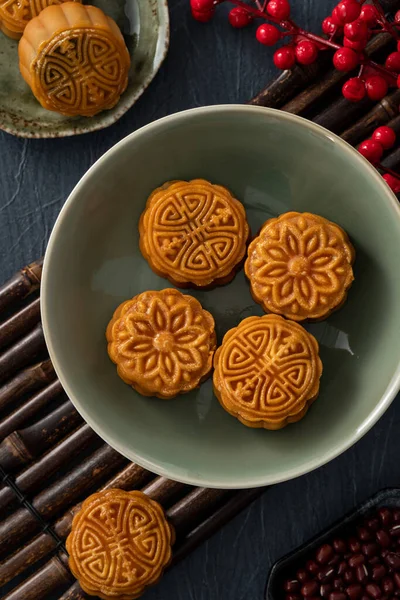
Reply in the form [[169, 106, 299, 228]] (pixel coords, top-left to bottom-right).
[[1, 1, 399, 598]]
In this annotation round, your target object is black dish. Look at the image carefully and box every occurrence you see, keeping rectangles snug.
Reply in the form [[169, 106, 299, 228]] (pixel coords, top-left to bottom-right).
[[265, 488, 400, 600]]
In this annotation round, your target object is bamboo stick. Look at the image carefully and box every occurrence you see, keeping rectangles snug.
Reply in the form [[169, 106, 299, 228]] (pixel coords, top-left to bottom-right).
[[167, 487, 232, 535], [0, 360, 55, 414], [0, 324, 47, 385], [0, 298, 41, 353], [340, 92, 400, 143], [0, 259, 42, 316], [3, 554, 74, 600], [142, 476, 190, 508]]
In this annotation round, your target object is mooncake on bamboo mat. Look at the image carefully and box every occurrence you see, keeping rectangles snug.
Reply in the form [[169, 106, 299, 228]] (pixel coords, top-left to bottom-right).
[[18, 3, 130, 116], [213, 314, 322, 430], [245, 212, 355, 321], [139, 179, 250, 288], [106, 288, 216, 398], [66, 489, 174, 600], [0, 0, 81, 39]]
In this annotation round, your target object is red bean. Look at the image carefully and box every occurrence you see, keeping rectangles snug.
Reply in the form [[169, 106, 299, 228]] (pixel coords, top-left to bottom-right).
[[393, 510, 400, 523], [297, 569, 309, 582], [349, 555, 366, 568], [285, 580, 301, 592], [317, 544, 335, 565], [393, 573, 400, 589], [370, 557, 381, 566], [318, 567, 336, 583], [378, 508, 393, 528], [356, 565, 369, 584], [367, 518, 381, 532], [360, 596, 370, 600], [372, 565, 387, 582], [365, 583, 382, 598], [389, 526, 400, 538], [358, 527, 373, 542], [301, 581, 319, 597], [329, 555, 341, 567], [329, 593, 347, 600], [377, 530, 392, 548], [306, 560, 320, 575], [382, 577, 395, 594], [286, 595, 301, 600], [350, 538, 362, 553], [346, 584, 364, 600], [344, 570, 356, 583], [320, 584, 333, 598], [363, 543, 379, 558], [333, 579, 344, 591], [384, 553, 400, 571], [333, 539, 347, 554], [338, 561, 347, 576]]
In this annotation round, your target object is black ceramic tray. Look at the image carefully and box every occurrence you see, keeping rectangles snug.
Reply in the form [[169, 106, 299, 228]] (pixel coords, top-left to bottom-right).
[[265, 488, 400, 600]]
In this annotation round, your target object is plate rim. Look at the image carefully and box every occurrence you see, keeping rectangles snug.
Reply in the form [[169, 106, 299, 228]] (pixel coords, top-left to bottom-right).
[[0, 0, 170, 139], [41, 105, 400, 489]]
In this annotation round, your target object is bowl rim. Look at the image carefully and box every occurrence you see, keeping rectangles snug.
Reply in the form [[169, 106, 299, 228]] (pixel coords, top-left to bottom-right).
[[41, 104, 400, 489]]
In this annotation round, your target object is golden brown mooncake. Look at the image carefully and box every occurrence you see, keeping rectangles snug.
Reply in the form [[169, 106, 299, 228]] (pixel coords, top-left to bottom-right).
[[66, 489, 175, 600], [139, 179, 250, 288], [245, 212, 355, 322], [106, 288, 216, 399], [0, 0, 81, 39], [18, 3, 130, 117], [213, 314, 322, 430]]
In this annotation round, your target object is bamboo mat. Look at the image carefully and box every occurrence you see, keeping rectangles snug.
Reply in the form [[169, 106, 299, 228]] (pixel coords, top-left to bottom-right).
[[1, 12, 400, 598]]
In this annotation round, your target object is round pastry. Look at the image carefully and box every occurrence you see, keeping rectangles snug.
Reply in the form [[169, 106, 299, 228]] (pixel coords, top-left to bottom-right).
[[245, 212, 355, 321], [18, 3, 130, 117], [106, 288, 216, 398], [213, 314, 323, 430], [0, 0, 81, 39], [139, 179, 250, 288], [66, 489, 174, 600]]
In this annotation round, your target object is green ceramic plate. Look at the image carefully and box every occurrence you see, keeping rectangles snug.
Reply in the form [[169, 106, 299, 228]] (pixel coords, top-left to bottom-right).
[[42, 106, 400, 488], [0, 0, 169, 138]]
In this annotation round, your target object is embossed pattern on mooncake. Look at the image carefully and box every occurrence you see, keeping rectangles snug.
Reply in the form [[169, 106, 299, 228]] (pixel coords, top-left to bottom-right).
[[0, 0, 80, 39], [18, 3, 130, 116], [106, 288, 216, 398], [66, 489, 175, 600], [139, 179, 250, 288], [245, 212, 355, 321], [213, 314, 322, 430]]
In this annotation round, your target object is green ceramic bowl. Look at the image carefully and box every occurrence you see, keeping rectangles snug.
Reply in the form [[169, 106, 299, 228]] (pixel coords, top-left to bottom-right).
[[42, 106, 400, 489]]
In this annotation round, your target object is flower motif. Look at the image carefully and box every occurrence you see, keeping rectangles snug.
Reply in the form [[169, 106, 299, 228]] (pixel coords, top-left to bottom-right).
[[107, 289, 216, 398], [245, 213, 355, 321]]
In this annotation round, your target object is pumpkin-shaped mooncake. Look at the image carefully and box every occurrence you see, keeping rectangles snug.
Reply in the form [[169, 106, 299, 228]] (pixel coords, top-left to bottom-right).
[[245, 212, 355, 321], [106, 288, 216, 398], [139, 179, 250, 288], [66, 489, 174, 600], [18, 3, 130, 116], [0, 0, 81, 39], [213, 314, 323, 430]]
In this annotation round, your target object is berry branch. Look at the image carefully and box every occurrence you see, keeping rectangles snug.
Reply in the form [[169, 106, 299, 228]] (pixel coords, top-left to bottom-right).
[[190, 0, 400, 194]]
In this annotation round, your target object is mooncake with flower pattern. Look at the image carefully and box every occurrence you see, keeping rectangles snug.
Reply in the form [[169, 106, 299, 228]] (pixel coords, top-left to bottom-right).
[[0, 0, 81, 39], [66, 489, 174, 600], [106, 288, 216, 398], [245, 212, 355, 321], [213, 314, 323, 430], [139, 179, 250, 288]]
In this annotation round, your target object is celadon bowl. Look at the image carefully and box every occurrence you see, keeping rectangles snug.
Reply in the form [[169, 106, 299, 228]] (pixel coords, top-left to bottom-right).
[[42, 106, 400, 489]]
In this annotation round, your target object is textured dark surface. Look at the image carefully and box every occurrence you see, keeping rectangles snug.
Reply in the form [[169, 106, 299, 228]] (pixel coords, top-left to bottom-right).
[[0, 0, 399, 599]]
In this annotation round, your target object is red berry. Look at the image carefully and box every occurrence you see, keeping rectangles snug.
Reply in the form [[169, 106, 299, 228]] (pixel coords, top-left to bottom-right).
[[365, 75, 388, 101], [273, 45, 296, 69], [256, 23, 280, 46], [322, 17, 337, 35], [344, 19, 368, 42], [331, 6, 346, 25], [358, 139, 383, 164], [395, 10, 400, 24], [267, 0, 290, 20], [295, 40, 318, 65], [228, 7, 252, 28], [343, 37, 366, 51], [190, 0, 214, 20], [385, 52, 400, 73], [336, 0, 361, 24], [372, 126, 396, 150], [333, 47, 359, 71], [191, 8, 214, 21], [383, 173, 400, 194], [342, 77, 366, 102], [359, 5, 379, 25]]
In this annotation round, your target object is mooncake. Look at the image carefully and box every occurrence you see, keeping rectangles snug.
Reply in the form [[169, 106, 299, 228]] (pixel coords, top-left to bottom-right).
[[66, 489, 174, 600], [18, 3, 130, 116], [213, 314, 322, 430], [0, 0, 81, 39], [106, 288, 216, 398], [245, 212, 355, 321], [139, 179, 250, 288]]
